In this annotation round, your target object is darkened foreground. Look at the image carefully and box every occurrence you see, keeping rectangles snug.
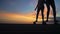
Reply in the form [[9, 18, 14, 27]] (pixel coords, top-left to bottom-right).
[[0, 24, 60, 32]]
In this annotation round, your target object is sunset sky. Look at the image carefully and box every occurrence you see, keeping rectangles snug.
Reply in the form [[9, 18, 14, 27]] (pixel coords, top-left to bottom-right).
[[0, 0, 60, 24]]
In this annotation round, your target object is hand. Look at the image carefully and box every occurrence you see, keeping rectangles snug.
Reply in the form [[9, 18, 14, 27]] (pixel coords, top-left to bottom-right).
[[34, 8, 36, 11]]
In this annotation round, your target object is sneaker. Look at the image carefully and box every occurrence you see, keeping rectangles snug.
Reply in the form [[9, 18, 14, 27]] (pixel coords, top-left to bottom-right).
[[54, 20, 59, 24], [42, 21, 46, 25], [33, 21, 37, 24], [45, 20, 48, 22]]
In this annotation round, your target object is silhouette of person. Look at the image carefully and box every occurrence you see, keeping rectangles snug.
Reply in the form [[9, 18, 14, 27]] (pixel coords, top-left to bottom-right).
[[33, 0, 46, 24], [45, 0, 58, 24]]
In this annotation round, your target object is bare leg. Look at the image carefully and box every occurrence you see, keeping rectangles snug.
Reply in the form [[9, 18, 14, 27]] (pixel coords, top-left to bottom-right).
[[46, 3, 50, 22], [41, 10, 44, 23], [51, 2, 58, 24], [41, 7, 46, 24], [33, 9, 40, 24], [36, 10, 40, 22]]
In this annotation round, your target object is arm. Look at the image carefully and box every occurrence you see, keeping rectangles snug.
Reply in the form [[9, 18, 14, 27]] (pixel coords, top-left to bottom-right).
[[35, 5, 38, 11]]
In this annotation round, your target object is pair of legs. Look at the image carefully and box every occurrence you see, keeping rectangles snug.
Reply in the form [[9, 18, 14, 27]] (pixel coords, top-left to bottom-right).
[[34, 6, 46, 24], [46, 2, 58, 24]]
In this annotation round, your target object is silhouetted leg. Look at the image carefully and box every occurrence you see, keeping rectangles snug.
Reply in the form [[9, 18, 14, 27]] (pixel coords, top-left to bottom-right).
[[41, 7, 46, 24], [33, 9, 40, 24], [46, 4, 50, 22], [36, 9, 40, 22], [51, 3, 58, 24]]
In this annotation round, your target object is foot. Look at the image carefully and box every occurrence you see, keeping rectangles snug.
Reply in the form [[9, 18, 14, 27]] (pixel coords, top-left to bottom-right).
[[54, 22, 58, 24], [55, 20, 59, 22], [33, 21, 37, 24], [54, 20, 59, 24], [45, 20, 48, 22], [42, 21, 46, 25]]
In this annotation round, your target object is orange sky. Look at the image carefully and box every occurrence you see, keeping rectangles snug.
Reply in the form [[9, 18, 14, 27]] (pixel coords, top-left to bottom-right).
[[0, 12, 53, 24], [0, 5, 53, 24]]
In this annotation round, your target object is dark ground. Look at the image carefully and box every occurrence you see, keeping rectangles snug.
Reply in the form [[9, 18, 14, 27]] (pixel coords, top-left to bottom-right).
[[0, 23, 60, 32], [0, 17, 60, 33]]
